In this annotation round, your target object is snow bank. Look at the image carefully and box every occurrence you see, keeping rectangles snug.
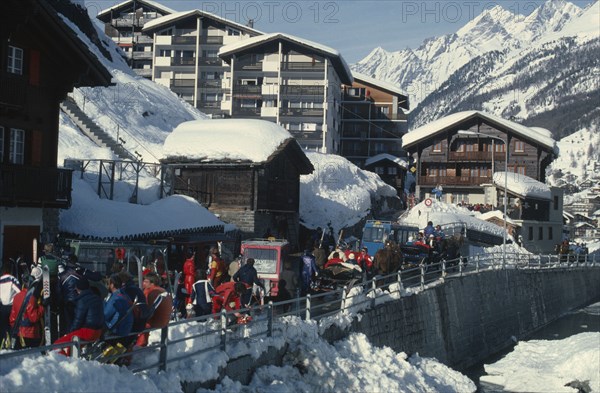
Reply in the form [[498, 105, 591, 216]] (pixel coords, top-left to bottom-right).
[[401, 199, 506, 238], [481, 332, 600, 393], [300, 152, 397, 234]]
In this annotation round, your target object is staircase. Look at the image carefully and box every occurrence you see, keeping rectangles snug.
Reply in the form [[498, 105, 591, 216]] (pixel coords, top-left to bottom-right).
[[60, 99, 138, 162]]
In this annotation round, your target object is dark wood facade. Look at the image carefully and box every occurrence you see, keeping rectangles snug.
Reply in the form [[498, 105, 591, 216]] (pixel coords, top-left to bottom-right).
[[403, 113, 556, 204], [162, 138, 313, 249], [0, 0, 112, 261]]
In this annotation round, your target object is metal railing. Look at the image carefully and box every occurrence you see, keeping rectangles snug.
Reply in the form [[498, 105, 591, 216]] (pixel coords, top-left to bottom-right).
[[2, 252, 598, 372]]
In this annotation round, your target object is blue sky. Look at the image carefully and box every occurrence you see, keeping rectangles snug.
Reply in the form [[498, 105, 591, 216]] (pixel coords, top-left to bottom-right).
[[85, 0, 596, 63]]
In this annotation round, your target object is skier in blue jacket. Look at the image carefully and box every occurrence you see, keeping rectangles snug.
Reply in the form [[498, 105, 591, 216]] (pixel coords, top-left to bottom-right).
[[104, 274, 133, 342]]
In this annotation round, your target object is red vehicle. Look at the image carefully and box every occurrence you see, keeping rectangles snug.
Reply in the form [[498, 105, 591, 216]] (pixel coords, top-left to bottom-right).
[[240, 238, 290, 296]]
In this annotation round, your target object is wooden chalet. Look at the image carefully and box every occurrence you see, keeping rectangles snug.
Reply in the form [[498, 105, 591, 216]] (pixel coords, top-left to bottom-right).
[[364, 153, 409, 204], [161, 120, 314, 250], [0, 0, 112, 262], [402, 111, 558, 206]]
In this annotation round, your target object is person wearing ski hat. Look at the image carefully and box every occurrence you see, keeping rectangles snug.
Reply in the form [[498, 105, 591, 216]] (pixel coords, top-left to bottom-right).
[[54, 278, 104, 355], [9, 273, 44, 349], [0, 261, 21, 345]]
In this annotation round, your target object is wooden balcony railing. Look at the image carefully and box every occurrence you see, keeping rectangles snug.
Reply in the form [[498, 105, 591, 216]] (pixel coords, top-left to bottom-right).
[[419, 175, 491, 186], [0, 165, 72, 208], [448, 151, 505, 161]]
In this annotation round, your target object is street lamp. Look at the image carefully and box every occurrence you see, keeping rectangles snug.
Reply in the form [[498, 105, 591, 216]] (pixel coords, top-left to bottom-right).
[[457, 130, 508, 267]]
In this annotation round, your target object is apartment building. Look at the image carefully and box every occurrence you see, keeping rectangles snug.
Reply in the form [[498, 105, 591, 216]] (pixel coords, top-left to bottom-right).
[[142, 10, 262, 117], [97, 0, 175, 78], [341, 71, 409, 167], [218, 33, 353, 152]]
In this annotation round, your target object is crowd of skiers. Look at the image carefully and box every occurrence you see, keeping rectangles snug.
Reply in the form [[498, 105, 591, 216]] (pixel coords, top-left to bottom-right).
[[0, 243, 174, 359]]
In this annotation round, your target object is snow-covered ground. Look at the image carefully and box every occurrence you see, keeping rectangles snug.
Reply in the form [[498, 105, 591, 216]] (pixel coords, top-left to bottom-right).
[[481, 332, 600, 393]]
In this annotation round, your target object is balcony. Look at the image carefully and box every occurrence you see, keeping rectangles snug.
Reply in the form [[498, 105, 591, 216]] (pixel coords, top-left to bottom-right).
[[171, 58, 196, 66], [419, 175, 491, 186], [131, 51, 153, 60], [0, 165, 72, 208], [280, 108, 324, 117], [235, 62, 263, 71], [232, 107, 261, 117], [232, 85, 262, 98], [133, 69, 152, 78], [198, 57, 223, 66], [281, 62, 325, 72], [170, 79, 195, 88], [280, 85, 324, 97], [172, 36, 197, 45], [200, 36, 224, 45], [448, 151, 505, 161]]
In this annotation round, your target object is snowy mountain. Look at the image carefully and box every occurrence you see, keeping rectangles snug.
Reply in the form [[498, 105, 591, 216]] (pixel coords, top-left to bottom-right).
[[353, 0, 599, 137]]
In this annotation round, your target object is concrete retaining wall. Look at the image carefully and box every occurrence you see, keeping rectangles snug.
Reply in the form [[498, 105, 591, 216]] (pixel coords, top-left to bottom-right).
[[183, 267, 600, 390], [335, 267, 600, 370]]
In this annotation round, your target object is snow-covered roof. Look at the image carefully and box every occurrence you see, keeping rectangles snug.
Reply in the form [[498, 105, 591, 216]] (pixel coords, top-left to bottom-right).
[[574, 222, 595, 228], [218, 32, 353, 85], [493, 172, 552, 200], [97, 0, 176, 18], [479, 210, 519, 226], [351, 71, 408, 100], [364, 153, 408, 169], [402, 111, 557, 153], [60, 178, 225, 241], [143, 9, 263, 35], [163, 119, 293, 163]]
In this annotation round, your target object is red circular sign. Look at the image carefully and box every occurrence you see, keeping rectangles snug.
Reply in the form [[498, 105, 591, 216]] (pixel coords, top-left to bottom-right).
[[424, 198, 433, 207]]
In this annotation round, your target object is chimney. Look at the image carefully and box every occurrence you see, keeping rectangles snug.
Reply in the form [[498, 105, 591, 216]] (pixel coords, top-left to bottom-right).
[[247, 19, 254, 28]]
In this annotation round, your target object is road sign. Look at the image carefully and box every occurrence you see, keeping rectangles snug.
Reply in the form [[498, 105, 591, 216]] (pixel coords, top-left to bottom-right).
[[424, 198, 433, 207]]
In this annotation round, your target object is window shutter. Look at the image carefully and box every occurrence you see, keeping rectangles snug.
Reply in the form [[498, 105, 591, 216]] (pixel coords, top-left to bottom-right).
[[29, 50, 40, 86]]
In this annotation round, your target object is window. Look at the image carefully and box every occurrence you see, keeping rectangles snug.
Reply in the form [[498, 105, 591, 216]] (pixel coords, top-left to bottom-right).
[[433, 139, 443, 152], [9, 128, 24, 164], [495, 143, 505, 153], [7, 46, 23, 75], [548, 227, 553, 240], [528, 227, 533, 241], [538, 227, 543, 240], [159, 49, 171, 57], [227, 27, 241, 36], [387, 166, 397, 175], [515, 165, 526, 175], [553, 195, 559, 210], [374, 167, 385, 175], [515, 140, 525, 153], [456, 141, 465, 152], [202, 49, 218, 58]]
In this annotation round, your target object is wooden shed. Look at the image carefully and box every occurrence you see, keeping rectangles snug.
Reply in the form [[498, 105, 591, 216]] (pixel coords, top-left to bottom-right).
[[161, 119, 314, 250]]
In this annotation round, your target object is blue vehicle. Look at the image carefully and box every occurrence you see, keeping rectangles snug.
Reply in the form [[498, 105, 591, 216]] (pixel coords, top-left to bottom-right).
[[360, 220, 419, 256]]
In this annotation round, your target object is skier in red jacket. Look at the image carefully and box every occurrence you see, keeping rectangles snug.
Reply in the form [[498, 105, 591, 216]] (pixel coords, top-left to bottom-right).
[[183, 251, 196, 305]]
